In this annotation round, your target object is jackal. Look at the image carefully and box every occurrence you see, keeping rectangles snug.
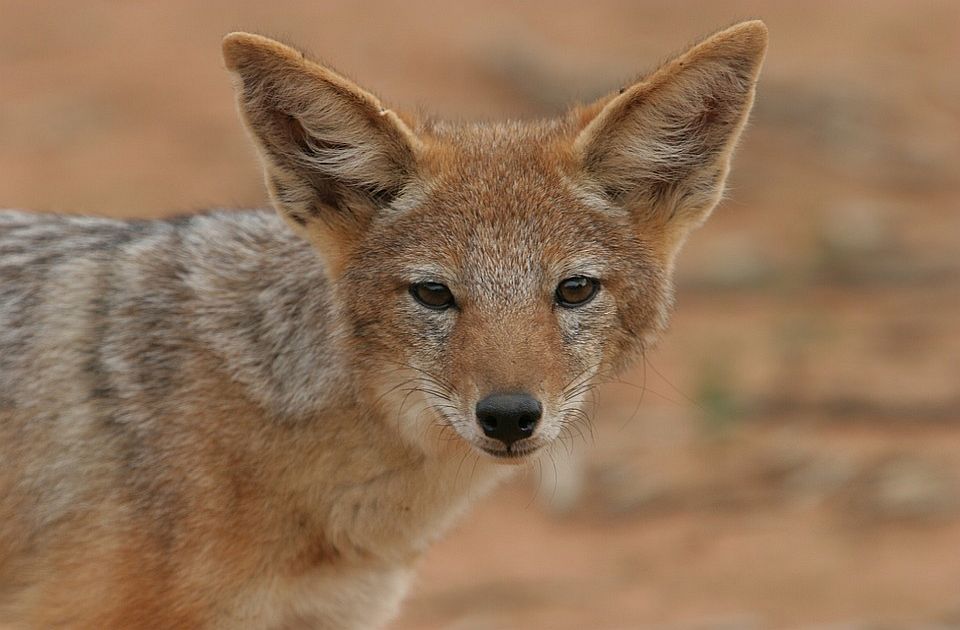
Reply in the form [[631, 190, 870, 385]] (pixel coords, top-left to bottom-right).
[[0, 21, 767, 629]]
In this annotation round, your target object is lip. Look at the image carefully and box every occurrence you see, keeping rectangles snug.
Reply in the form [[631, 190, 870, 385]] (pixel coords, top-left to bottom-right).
[[479, 444, 540, 461]]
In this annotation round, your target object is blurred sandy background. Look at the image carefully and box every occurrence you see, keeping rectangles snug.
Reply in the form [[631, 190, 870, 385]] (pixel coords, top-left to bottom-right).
[[2, 1, 959, 628]]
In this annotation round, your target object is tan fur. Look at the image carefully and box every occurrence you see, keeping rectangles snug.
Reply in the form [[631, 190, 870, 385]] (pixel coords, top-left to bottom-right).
[[0, 22, 766, 628]]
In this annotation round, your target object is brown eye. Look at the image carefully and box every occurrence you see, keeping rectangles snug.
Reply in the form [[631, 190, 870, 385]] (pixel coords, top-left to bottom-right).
[[555, 276, 600, 307], [410, 282, 455, 310]]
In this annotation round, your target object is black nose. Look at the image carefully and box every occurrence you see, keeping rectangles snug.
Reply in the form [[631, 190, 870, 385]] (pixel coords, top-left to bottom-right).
[[475, 392, 542, 447]]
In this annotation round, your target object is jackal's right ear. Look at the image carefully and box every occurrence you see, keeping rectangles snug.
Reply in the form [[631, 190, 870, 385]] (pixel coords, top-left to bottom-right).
[[223, 33, 421, 269]]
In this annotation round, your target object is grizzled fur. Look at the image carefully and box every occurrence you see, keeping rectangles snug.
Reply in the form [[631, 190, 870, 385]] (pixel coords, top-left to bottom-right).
[[0, 21, 766, 629]]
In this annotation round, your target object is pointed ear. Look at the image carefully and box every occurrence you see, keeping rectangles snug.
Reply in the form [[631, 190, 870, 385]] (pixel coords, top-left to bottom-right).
[[222, 33, 422, 270], [574, 21, 767, 254]]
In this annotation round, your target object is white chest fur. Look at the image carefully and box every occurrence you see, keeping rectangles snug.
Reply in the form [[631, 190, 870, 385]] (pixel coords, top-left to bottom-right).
[[232, 564, 414, 630]]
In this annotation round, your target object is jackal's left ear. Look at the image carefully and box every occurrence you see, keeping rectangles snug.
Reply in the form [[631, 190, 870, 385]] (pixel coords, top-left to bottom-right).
[[574, 21, 767, 253], [223, 33, 421, 271]]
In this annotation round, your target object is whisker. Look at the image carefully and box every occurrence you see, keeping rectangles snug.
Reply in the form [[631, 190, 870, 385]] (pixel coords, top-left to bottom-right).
[[643, 356, 699, 408]]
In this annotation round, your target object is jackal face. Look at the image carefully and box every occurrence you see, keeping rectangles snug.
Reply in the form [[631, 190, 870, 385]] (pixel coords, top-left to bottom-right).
[[223, 22, 766, 461]]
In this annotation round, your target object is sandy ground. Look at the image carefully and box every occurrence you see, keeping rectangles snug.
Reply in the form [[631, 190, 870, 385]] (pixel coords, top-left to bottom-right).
[[2, 2, 959, 628]]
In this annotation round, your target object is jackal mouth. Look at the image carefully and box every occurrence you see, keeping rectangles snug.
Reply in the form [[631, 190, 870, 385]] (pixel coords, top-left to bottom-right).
[[479, 443, 541, 461]]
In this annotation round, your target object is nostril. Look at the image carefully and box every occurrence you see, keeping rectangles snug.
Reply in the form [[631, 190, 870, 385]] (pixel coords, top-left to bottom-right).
[[478, 414, 498, 435]]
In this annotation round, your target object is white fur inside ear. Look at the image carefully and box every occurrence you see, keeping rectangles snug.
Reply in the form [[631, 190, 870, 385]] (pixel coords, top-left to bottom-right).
[[293, 106, 399, 194], [225, 38, 422, 242]]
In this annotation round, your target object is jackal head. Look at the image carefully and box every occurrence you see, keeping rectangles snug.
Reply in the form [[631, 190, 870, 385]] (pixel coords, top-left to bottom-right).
[[223, 22, 766, 462]]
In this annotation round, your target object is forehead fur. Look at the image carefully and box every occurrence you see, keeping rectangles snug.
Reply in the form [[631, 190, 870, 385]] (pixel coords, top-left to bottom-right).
[[365, 119, 641, 286], [416, 118, 585, 213]]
